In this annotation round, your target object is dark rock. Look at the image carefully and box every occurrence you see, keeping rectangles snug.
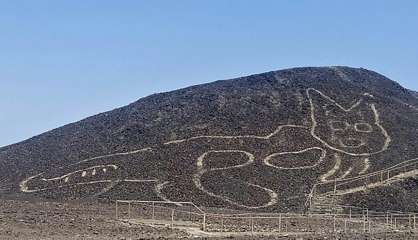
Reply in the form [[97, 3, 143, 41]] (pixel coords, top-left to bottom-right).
[[1, 66, 417, 212]]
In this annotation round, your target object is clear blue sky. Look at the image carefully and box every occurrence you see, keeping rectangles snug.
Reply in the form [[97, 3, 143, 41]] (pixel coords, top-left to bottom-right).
[[1, 1, 417, 147]]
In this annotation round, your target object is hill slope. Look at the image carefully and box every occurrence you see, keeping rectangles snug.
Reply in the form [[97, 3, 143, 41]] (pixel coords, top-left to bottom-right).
[[1, 66, 418, 212]]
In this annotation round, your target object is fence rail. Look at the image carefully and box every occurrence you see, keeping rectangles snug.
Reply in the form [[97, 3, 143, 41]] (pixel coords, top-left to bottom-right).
[[114, 159, 418, 235], [314, 158, 418, 196], [115, 200, 418, 235]]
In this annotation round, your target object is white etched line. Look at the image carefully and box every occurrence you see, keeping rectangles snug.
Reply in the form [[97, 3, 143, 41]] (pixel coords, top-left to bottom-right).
[[307, 88, 391, 156], [370, 104, 392, 151], [20, 173, 44, 193], [336, 167, 353, 180], [331, 169, 418, 196], [41, 165, 118, 182], [20, 178, 117, 193], [320, 157, 418, 185], [123, 179, 158, 183], [320, 154, 342, 182], [359, 158, 370, 175], [155, 181, 183, 206], [19, 87, 397, 207], [196, 150, 255, 170], [263, 147, 327, 170], [164, 125, 308, 145], [74, 147, 153, 166], [193, 150, 278, 209]]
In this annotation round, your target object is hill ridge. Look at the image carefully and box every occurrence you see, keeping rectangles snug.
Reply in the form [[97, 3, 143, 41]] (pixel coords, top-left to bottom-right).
[[1, 66, 417, 213]]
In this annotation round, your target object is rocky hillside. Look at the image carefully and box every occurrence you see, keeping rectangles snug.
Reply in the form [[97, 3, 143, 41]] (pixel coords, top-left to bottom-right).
[[1, 66, 417, 212], [411, 90, 418, 98]]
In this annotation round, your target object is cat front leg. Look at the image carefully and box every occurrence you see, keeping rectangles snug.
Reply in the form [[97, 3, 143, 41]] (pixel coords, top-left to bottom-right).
[[319, 153, 360, 182], [316, 154, 375, 195], [333, 155, 371, 179]]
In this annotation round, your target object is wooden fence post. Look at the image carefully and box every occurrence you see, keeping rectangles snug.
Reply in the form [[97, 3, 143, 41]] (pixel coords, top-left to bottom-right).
[[202, 213, 206, 231], [115, 200, 118, 219], [285, 218, 288, 232], [152, 202, 155, 220], [409, 214, 412, 229], [307, 215, 310, 232], [251, 216, 254, 234], [128, 202, 131, 219], [221, 215, 224, 232], [344, 219, 347, 233], [363, 213, 366, 233], [386, 212, 389, 227], [349, 207, 352, 220], [366, 209, 369, 222], [171, 209, 175, 229]]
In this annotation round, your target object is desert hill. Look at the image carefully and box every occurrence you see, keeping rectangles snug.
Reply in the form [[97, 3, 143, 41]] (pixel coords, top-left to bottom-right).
[[1, 66, 418, 212]]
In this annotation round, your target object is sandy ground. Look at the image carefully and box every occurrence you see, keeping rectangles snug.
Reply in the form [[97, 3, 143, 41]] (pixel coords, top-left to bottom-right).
[[0, 198, 188, 239], [1, 198, 418, 239]]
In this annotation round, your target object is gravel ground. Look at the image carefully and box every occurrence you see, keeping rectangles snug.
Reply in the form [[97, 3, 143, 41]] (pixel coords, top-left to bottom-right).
[[1, 198, 418, 239], [0, 198, 188, 239]]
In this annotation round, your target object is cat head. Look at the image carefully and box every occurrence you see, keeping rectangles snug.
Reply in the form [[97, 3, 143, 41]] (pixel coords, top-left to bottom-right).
[[307, 88, 391, 156]]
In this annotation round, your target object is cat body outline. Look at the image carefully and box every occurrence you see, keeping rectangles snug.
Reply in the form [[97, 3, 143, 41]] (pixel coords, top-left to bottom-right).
[[19, 88, 391, 210]]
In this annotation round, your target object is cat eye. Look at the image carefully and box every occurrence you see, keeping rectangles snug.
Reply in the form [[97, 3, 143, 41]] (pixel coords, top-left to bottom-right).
[[329, 121, 349, 131], [355, 123, 373, 133]]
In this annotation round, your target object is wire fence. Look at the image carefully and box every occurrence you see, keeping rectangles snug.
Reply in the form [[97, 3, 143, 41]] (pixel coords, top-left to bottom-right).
[[115, 200, 418, 235], [315, 158, 418, 196], [115, 200, 204, 229], [113, 159, 418, 236]]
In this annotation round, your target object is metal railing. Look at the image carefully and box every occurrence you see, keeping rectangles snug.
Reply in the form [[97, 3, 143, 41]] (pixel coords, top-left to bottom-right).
[[115, 200, 207, 230], [313, 158, 418, 197], [115, 200, 418, 235]]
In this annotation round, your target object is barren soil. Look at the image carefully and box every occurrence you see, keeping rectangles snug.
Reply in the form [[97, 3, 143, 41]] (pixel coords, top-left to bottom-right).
[[0, 198, 188, 239], [2, 198, 418, 239]]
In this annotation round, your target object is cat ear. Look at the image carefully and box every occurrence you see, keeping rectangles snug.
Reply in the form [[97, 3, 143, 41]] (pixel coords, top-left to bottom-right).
[[353, 94, 377, 120], [308, 88, 375, 113], [307, 88, 343, 116]]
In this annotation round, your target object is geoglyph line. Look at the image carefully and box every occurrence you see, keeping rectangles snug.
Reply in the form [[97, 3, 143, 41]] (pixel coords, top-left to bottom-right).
[[328, 169, 418, 196], [74, 148, 153, 165], [263, 147, 327, 170], [336, 167, 353, 180], [320, 154, 341, 182], [163, 125, 308, 145], [41, 165, 118, 181], [307, 88, 391, 157], [196, 150, 255, 170], [19, 88, 404, 209], [155, 181, 183, 206], [359, 158, 370, 174], [320, 157, 418, 185], [20, 178, 157, 193], [123, 179, 158, 183], [193, 150, 278, 209]]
